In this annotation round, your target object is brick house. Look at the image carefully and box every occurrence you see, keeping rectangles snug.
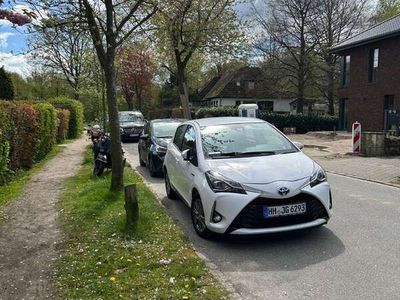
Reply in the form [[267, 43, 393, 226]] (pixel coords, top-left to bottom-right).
[[331, 15, 400, 131]]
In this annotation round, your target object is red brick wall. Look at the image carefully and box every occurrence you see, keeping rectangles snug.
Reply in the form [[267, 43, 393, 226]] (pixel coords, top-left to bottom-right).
[[337, 36, 400, 131]]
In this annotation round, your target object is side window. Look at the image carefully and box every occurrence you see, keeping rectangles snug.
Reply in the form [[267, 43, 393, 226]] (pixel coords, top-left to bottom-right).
[[173, 125, 186, 150], [182, 125, 196, 152]]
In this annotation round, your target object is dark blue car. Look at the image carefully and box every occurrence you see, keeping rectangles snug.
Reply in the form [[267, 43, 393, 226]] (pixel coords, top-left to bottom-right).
[[138, 119, 184, 177]]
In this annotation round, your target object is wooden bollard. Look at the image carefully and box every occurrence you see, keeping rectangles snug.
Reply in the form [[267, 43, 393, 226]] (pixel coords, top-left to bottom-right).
[[124, 184, 139, 228]]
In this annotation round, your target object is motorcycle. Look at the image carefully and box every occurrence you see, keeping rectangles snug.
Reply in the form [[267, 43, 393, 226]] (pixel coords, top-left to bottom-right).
[[93, 133, 125, 176], [93, 133, 112, 176]]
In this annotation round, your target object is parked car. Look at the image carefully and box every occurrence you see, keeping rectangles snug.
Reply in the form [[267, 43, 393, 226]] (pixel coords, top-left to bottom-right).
[[119, 111, 145, 142], [138, 119, 184, 177], [163, 117, 333, 238]]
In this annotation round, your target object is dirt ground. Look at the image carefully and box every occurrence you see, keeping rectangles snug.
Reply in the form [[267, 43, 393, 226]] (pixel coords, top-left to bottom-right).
[[0, 138, 87, 300]]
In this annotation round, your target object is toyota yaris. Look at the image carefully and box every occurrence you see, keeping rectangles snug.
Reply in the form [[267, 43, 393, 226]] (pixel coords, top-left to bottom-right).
[[163, 117, 332, 238]]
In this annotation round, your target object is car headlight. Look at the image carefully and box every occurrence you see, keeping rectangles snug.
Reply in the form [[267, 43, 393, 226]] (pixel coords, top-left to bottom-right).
[[120, 127, 124, 134], [310, 164, 327, 187], [155, 144, 167, 154], [205, 171, 246, 194]]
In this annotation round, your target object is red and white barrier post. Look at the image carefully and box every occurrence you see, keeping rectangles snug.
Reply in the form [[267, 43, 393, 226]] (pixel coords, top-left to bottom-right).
[[352, 121, 361, 153]]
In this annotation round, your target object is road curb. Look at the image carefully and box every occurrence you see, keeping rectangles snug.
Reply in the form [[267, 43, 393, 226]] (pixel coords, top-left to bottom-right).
[[124, 151, 245, 300], [326, 170, 400, 188]]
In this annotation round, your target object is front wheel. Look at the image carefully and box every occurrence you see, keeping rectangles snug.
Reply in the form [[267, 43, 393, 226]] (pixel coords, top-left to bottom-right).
[[165, 170, 178, 200], [138, 147, 146, 167], [93, 160, 105, 176], [191, 195, 213, 239], [148, 156, 158, 177]]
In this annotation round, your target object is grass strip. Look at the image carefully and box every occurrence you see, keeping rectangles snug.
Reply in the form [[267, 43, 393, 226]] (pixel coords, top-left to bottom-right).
[[56, 149, 229, 299], [0, 145, 63, 209]]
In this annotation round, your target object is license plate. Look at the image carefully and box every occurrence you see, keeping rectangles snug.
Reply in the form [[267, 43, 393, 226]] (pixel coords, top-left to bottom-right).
[[263, 203, 306, 218], [129, 133, 138, 137]]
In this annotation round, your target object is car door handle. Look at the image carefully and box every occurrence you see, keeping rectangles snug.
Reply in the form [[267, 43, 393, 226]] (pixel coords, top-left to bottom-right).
[[191, 173, 195, 177]]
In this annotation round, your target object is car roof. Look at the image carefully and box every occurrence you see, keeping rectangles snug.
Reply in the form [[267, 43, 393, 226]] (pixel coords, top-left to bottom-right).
[[193, 117, 265, 127], [151, 118, 186, 124], [119, 111, 143, 115]]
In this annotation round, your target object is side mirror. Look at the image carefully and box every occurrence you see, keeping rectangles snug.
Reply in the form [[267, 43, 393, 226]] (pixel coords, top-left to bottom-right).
[[182, 149, 191, 161], [293, 141, 304, 150], [140, 134, 149, 140]]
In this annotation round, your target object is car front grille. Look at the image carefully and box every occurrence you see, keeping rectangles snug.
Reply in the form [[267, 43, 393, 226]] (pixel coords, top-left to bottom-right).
[[123, 127, 142, 134], [227, 193, 328, 232]]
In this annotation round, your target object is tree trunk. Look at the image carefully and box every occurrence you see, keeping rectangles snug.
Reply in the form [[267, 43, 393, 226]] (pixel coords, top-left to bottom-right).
[[124, 184, 139, 228], [176, 67, 191, 119], [104, 50, 124, 191]]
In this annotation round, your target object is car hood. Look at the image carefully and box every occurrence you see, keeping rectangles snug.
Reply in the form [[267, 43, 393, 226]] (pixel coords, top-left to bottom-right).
[[153, 137, 172, 147], [205, 152, 315, 184], [120, 122, 144, 128]]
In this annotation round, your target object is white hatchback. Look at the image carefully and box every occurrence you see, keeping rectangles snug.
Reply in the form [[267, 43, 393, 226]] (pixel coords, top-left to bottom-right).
[[163, 117, 332, 238]]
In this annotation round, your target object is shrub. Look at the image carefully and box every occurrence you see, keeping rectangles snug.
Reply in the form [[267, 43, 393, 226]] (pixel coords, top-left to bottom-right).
[[0, 67, 14, 100], [194, 106, 338, 133], [195, 106, 238, 119], [0, 103, 12, 184], [49, 97, 84, 139], [259, 112, 338, 133], [32, 102, 57, 161], [56, 109, 70, 143], [7, 102, 39, 170]]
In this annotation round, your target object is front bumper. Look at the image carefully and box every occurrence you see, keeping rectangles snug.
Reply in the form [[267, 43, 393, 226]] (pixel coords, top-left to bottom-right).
[[150, 151, 166, 173], [199, 179, 332, 235]]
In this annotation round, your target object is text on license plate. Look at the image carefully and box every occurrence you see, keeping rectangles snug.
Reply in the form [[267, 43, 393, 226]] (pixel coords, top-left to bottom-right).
[[263, 203, 306, 218]]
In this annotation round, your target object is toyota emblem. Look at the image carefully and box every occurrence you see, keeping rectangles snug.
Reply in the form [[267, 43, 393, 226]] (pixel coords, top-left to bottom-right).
[[278, 187, 290, 196]]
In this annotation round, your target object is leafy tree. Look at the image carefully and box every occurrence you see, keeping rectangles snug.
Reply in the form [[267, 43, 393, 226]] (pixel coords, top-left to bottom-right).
[[374, 0, 400, 23], [254, 0, 318, 114], [0, 67, 14, 100], [311, 0, 368, 115], [24, 0, 157, 191], [155, 0, 245, 119], [116, 45, 155, 111], [29, 20, 91, 100]]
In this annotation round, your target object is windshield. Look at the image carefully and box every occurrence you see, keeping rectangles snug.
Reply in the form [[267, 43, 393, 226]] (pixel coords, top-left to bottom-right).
[[201, 122, 297, 158], [153, 122, 180, 138], [119, 113, 143, 122]]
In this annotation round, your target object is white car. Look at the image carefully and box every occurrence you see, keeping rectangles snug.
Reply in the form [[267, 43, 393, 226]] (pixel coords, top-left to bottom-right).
[[163, 117, 332, 238]]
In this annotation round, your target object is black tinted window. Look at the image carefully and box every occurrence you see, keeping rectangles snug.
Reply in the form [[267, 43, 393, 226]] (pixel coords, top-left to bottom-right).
[[182, 126, 196, 152], [173, 125, 186, 150]]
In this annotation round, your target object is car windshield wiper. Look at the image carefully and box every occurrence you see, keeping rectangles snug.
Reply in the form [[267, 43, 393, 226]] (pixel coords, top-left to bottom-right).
[[156, 136, 173, 139], [208, 151, 275, 158]]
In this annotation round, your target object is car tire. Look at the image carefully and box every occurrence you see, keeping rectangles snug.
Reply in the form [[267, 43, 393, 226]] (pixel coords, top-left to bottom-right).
[[148, 155, 157, 177], [138, 147, 146, 167], [191, 195, 213, 239], [93, 160, 105, 177], [165, 170, 178, 200]]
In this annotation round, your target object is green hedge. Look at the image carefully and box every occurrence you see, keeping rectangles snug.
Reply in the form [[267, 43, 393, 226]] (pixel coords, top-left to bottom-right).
[[56, 109, 71, 143], [33, 102, 58, 161], [0, 100, 67, 185], [49, 97, 84, 139], [195, 106, 238, 118], [194, 106, 338, 133]]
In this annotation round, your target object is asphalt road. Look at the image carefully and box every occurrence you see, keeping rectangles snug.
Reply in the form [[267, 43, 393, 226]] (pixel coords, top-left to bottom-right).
[[123, 142, 400, 300]]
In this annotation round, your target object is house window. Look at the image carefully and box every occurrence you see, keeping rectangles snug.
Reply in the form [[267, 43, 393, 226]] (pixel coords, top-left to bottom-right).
[[235, 100, 241, 107], [248, 81, 255, 90], [342, 55, 350, 86], [258, 101, 274, 112], [368, 48, 379, 82]]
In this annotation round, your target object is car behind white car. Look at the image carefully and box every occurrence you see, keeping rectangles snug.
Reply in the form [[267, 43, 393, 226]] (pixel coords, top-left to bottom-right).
[[163, 117, 332, 238]]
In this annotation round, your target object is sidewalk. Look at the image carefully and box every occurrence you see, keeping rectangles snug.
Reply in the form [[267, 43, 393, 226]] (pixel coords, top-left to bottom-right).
[[0, 138, 87, 300], [288, 133, 400, 187]]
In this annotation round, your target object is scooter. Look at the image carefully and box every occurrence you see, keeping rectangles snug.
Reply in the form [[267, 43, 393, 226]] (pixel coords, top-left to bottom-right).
[[93, 133, 126, 176], [93, 133, 112, 176]]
